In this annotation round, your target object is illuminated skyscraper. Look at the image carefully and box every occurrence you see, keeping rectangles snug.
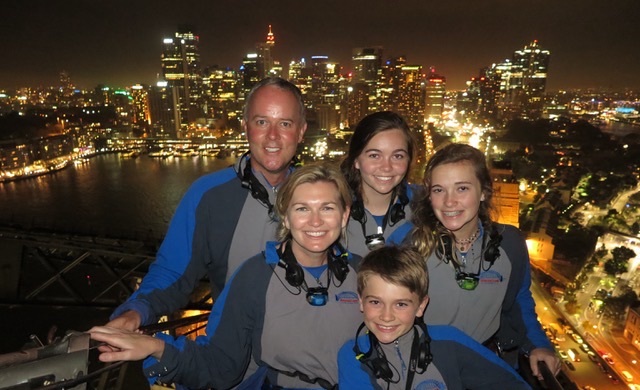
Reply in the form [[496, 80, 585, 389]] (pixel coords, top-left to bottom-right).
[[306, 56, 340, 108], [397, 64, 424, 128], [241, 53, 261, 96], [149, 81, 178, 138], [256, 25, 276, 78], [350, 47, 383, 117], [379, 56, 404, 112], [161, 26, 203, 137], [506, 40, 550, 118], [352, 47, 382, 85], [130, 84, 151, 136], [58, 71, 74, 106], [347, 83, 369, 126], [424, 67, 446, 124]]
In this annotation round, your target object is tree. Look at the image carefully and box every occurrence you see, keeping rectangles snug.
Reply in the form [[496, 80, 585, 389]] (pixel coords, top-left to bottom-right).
[[612, 246, 636, 263], [604, 258, 629, 276], [602, 297, 626, 321], [603, 246, 634, 277], [595, 245, 608, 259]]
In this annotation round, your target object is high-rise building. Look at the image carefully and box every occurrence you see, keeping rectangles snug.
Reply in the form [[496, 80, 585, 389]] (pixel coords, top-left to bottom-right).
[[58, 71, 74, 106], [306, 56, 340, 109], [202, 66, 241, 122], [161, 26, 203, 137], [460, 66, 503, 124], [347, 83, 369, 127], [149, 81, 178, 138], [256, 25, 276, 78], [397, 64, 424, 128], [424, 67, 446, 124], [378, 56, 406, 112], [240, 53, 261, 97], [506, 40, 550, 118], [350, 47, 383, 118], [130, 84, 151, 136], [351, 47, 383, 85]]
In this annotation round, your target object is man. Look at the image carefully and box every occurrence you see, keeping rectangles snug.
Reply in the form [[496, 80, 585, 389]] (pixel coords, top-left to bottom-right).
[[107, 77, 307, 331]]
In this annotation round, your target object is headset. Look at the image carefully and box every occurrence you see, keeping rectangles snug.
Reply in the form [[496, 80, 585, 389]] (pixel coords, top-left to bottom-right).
[[235, 151, 274, 217], [437, 224, 502, 266], [234, 151, 302, 219], [436, 224, 503, 290], [276, 241, 350, 306], [350, 184, 410, 250], [353, 320, 432, 385]]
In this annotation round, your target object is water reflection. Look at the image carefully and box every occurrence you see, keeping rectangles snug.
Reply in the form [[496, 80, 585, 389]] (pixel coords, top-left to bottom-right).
[[0, 153, 234, 240]]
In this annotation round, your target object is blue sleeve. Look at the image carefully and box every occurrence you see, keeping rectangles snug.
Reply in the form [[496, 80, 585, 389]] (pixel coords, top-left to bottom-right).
[[338, 339, 376, 390], [515, 258, 553, 352], [111, 171, 234, 325], [430, 326, 531, 390], [143, 257, 267, 388], [497, 225, 552, 353]]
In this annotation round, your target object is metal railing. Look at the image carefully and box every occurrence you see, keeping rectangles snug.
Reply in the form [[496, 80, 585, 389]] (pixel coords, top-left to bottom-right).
[[0, 314, 210, 390]]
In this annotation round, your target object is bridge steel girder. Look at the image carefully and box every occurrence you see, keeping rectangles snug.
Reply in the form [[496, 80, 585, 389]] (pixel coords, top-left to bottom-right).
[[0, 227, 156, 309]]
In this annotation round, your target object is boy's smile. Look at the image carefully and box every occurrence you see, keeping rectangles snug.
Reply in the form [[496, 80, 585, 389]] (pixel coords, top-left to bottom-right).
[[359, 275, 428, 344]]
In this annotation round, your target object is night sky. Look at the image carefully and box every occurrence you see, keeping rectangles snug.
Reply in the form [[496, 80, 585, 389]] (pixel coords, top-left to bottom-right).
[[2, 0, 639, 91]]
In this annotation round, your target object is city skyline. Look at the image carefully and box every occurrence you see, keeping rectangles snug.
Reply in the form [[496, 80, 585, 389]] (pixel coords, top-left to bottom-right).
[[2, 0, 639, 91]]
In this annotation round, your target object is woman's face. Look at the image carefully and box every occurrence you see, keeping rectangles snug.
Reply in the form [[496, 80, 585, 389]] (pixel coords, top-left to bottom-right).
[[354, 129, 410, 200], [284, 181, 350, 265], [428, 161, 484, 240]]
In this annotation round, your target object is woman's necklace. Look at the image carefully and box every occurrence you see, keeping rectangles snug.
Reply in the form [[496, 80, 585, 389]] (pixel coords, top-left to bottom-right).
[[454, 227, 480, 252]]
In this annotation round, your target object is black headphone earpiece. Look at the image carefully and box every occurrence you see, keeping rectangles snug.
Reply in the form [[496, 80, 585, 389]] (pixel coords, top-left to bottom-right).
[[483, 225, 503, 265], [278, 242, 349, 287], [277, 244, 305, 287], [350, 199, 365, 223], [353, 321, 432, 382], [237, 151, 299, 218], [353, 323, 395, 380], [388, 187, 409, 225], [328, 250, 349, 284], [413, 319, 433, 373], [241, 159, 271, 202]]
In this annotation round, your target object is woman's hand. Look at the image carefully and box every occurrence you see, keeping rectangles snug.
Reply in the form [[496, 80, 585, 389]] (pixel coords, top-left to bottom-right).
[[529, 347, 561, 379], [88, 326, 165, 362]]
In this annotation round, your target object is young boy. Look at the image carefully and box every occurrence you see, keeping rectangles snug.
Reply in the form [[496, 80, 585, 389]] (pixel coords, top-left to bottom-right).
[[338, 246, 531, 389]]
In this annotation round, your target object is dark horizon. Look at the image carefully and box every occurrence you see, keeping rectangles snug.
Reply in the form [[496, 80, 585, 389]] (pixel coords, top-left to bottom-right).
[[2, 0, 639, 91]]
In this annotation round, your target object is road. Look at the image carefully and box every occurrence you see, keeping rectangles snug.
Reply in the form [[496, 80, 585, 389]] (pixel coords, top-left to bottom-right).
[[532, 281, 634, 388]]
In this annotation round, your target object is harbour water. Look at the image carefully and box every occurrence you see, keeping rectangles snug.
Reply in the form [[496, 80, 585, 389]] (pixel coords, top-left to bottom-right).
[[0, 152, 236, 240]]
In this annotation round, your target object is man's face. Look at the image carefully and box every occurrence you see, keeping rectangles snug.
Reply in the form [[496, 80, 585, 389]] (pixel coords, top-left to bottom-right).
[[243, 85, 306, 184]]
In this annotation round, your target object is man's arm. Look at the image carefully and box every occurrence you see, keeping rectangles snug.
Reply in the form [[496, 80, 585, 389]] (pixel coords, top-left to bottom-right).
[[110, 170, 239, 328]]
